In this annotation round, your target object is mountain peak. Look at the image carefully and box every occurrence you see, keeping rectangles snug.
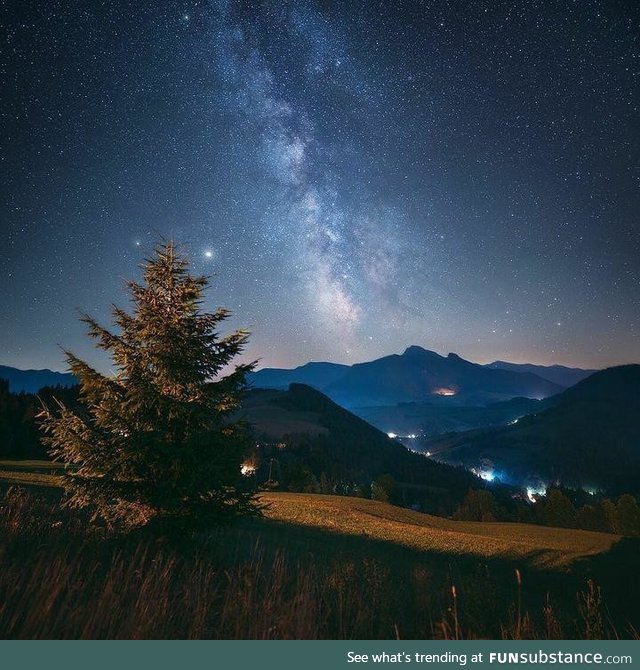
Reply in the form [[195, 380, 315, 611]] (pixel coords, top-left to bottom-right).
[[402, 345, 441, 358], [251, 348, 565, 408]]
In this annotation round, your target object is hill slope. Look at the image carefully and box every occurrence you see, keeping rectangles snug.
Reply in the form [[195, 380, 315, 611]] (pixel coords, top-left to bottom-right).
[[0, 467, 618, 570], [427, 365, 640, 494], [260, 492, 617, 568], [241, 384, 477, 510], [352, 396, 545, 437]]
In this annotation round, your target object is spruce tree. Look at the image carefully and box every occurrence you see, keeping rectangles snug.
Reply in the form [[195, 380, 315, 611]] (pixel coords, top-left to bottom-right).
[[40, 242, 259, 531], [615, 494, 640, 536]]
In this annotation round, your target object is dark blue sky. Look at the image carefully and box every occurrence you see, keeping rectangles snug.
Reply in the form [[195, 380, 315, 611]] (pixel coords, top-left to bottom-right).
[[2, 0, 638, 372]]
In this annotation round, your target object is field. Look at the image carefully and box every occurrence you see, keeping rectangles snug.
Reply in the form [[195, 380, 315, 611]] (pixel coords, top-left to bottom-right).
[[0, 463, 617, 568], [259, 493, 617, 569], [0, 460, 65, 488], [0, 462, 638, 639]]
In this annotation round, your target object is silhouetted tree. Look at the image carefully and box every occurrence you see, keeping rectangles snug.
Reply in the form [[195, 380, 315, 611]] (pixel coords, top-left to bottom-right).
[[0, 382, 80, 460], [600, 498, 618, 533], [371, 474, 398, 503], [40, 242, 258, 532], [543, 489, 577, 528], [576, 504, 611, 533], [285, 460, 319, 492], [453, 489, 498, 522], [319, 472, 333, 494], [615, 494, 640, 536]]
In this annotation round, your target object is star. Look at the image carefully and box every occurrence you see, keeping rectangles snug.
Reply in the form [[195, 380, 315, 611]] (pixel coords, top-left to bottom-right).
[[1, 0, 637, 372]]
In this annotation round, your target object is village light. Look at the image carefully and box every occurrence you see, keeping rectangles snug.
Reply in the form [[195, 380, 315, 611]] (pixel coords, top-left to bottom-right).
[[240, 461, 256, 476], [433, 387, 457, 397]]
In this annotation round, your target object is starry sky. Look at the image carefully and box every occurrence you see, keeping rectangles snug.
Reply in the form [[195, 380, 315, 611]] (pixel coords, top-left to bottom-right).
[[2, 0, 639, 373]]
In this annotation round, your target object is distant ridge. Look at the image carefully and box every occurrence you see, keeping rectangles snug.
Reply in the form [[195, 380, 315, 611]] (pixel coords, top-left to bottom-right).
[[249, 361, 348, 392], [0, 365, 77, 393], [487, 360, 597, 388], [250, 346, 564, 408]]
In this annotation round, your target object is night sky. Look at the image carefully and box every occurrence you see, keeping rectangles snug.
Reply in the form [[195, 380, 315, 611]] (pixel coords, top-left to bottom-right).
[[2, 0, 639, 373]]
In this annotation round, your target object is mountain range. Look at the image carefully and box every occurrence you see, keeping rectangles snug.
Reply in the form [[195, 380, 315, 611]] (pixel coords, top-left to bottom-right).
[[1, 349, 595, 404], [1, 355, 638, 499], [250, 346, 582, 408], [0, 366, 76, 394]]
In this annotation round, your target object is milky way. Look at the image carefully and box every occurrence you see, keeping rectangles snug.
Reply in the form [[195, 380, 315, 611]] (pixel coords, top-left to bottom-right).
[[1, 0, 639, 371], [209, 1, 432, 349]]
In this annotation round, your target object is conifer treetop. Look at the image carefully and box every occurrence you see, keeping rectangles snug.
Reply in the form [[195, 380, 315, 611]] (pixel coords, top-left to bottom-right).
[[40, 241, 260, 531]]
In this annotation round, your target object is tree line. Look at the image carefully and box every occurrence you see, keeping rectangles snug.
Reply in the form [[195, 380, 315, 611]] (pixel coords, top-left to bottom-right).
[[453, 488, 640, 536]]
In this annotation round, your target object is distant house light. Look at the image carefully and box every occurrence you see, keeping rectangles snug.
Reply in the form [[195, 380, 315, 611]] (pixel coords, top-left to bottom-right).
[[432, 387, 457, 397], [471, 467, 496, 482], [526, 485, 547, 503], [241, 462, 256, 476], [387, 432, 397, 439]]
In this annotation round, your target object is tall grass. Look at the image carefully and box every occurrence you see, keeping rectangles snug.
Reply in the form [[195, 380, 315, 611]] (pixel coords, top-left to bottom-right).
[[0, 488, 636, 639]]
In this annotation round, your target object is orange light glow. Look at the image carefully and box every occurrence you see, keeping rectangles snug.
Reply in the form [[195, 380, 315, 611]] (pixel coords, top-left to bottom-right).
[[432, 387, 457, 396]]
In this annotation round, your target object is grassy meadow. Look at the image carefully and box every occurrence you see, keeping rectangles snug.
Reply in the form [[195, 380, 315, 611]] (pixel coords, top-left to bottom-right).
[[0, 464, 617, 567], [0, 462, 639, 639], [0, 460, 65, 488], [260, 493, 618, 569]]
